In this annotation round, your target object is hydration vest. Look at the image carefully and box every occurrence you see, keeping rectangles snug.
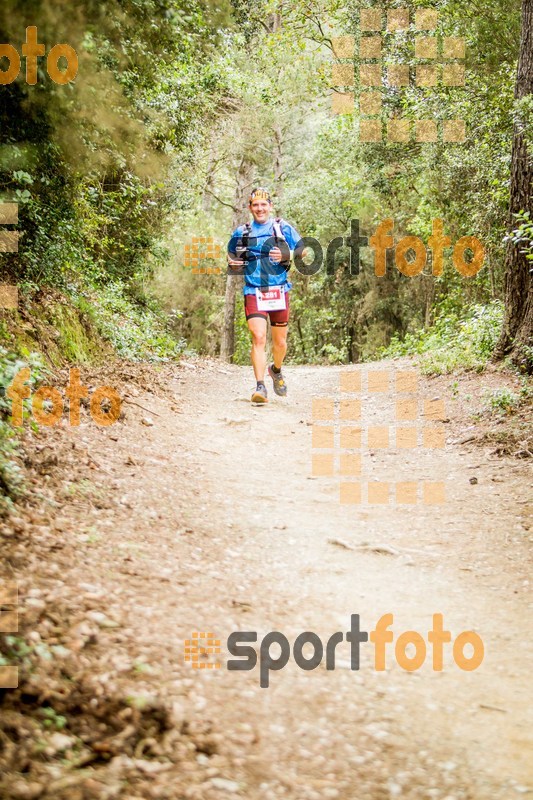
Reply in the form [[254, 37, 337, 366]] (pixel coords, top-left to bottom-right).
[[240, 218, 291, 270]]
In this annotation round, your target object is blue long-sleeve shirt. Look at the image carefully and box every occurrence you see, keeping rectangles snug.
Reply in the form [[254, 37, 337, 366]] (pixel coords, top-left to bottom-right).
[[227, 218, 301, 296]]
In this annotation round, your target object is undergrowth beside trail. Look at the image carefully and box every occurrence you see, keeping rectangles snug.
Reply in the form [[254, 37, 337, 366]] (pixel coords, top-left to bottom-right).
[[381, 301, 506, 375], [0, 284, 186, 511], [73, 283, 186, 363]]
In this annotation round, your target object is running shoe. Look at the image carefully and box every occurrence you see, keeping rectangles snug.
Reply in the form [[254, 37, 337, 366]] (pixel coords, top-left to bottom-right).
[[268, 364, 287, 397], [251, 383, 268, 404]]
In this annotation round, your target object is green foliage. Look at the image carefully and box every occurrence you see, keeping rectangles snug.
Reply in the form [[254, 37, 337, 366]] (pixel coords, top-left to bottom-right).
[[77, 283, 187, 362], [140, 0, 525, 369], [483, 387, 520, 414], [39, 707, 68, 731], [0, 0, 235, 369], [0, 634, 33, 666], [0, 347, 47, 413], [0, 420, 23, 513], [0, 0, 528, 380], [233, 299, 252, 366], [506, 211, 533, 264], [514, 94, 533, 157], [480, 380, 532, 416], [0, 348, 46, 511], [381, 300, 505, 374]]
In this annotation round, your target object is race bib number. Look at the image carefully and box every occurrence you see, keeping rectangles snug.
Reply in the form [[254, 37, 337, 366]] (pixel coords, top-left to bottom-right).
[[255, 286, 286, 311]]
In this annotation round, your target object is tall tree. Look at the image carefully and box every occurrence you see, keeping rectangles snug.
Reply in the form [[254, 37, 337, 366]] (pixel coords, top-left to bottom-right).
[[220, 159, 253, 362], [494, 0, 533, 370]]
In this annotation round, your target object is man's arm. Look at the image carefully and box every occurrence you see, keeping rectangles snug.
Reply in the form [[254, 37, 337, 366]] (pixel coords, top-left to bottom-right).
[[227, 228, 243, 268], [264, 221, 298, 265], [284, 222, 307, 265], [227, 228, 258, 269]]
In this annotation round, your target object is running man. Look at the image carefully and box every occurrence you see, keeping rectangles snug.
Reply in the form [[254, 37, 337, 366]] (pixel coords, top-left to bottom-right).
[[227, 187, 302, 404]]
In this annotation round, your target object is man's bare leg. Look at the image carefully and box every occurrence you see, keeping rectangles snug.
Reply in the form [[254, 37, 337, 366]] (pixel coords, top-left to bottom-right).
[[271, 324, 288, 370], [268, 324, 288, 396], [248, 317, 268, 382]]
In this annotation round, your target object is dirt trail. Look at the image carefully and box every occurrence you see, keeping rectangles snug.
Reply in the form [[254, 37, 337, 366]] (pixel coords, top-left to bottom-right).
[[4, 359, 532, 800]]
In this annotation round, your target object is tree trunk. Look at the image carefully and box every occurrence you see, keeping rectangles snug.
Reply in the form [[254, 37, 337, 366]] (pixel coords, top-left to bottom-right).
[[273, 123, 284, 203], [220, 159, 253, 362], [221, 3, 282, 361], [297, 317, 307, 360], [423, 274, 435, 328], [494, 0, 533, 371], [202, 146, 216, 213]]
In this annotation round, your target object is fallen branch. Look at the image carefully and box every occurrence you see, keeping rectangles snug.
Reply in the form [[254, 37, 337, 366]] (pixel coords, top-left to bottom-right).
[[478, 703, 507, 713], [328, 539, 402, 557], [123, 398, 162, 417], [328, 538, 356, 551], [357, 543, 401, 556]]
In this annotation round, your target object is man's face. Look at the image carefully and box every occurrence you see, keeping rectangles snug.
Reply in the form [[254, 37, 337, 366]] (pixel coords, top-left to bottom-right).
[[250, 198, 272, 224]]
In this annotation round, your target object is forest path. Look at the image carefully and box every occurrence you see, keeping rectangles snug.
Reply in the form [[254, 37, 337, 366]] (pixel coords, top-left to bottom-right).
[[14, 358, 532, 800]]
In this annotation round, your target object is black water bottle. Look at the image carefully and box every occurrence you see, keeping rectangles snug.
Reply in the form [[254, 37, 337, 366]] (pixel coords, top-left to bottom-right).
[[231, 241, 248, 276]]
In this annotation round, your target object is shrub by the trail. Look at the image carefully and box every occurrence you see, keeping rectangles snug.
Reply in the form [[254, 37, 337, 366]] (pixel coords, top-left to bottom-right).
[[381, 301, 505, 375]]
